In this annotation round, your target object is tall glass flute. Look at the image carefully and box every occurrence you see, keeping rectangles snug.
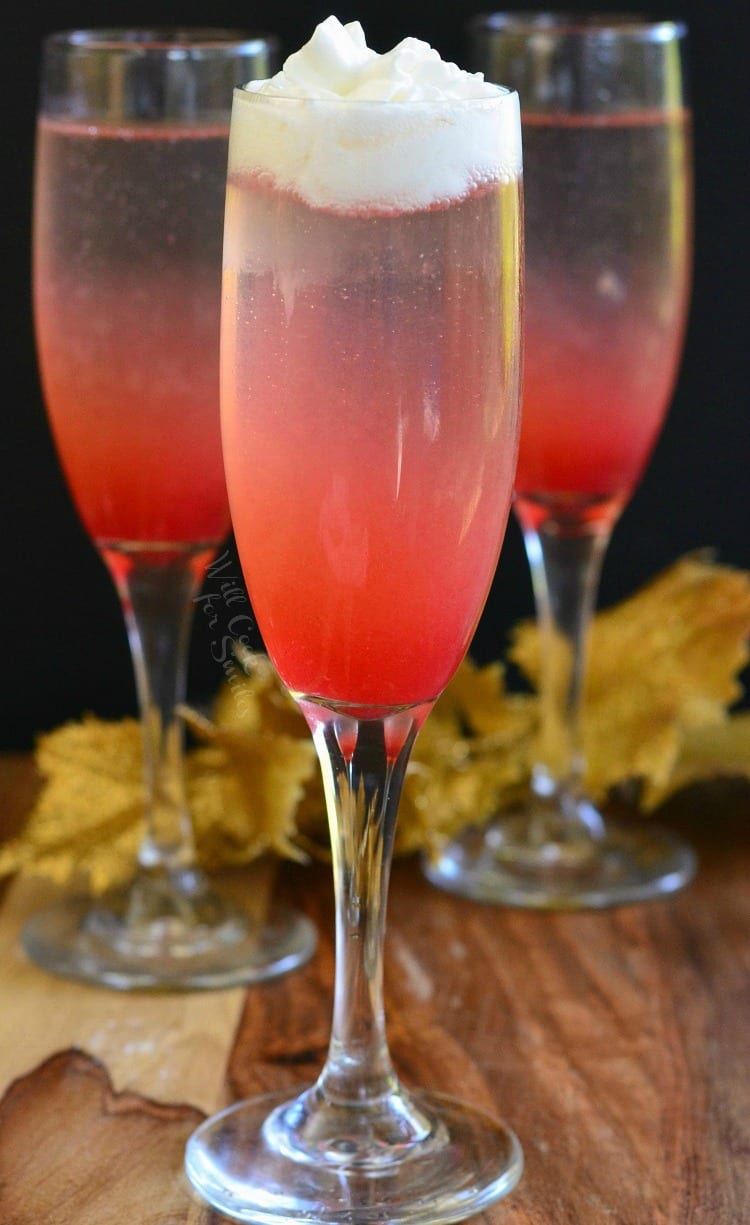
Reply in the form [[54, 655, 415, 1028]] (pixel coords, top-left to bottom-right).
[[185, 85, 524, 1222], [426, 14, 696, 909], [26, 29, 316, 989]]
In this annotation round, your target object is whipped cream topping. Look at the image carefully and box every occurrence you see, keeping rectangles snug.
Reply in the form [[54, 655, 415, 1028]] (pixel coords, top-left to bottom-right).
[[229, 16, 521, 213], [252, 16, 499, 101]]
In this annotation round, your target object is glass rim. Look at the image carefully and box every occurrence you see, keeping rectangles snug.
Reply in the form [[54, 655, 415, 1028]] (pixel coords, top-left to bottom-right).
[[469, 12, 688, 40], [232, 84, 520, 106], [42, 28, 278, 54]]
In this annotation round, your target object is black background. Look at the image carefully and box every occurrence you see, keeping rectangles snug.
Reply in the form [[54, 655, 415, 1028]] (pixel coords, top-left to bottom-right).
[[1, 1, 747, 748]]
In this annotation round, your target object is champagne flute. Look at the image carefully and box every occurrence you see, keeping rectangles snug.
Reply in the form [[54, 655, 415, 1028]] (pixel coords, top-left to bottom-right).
[[26, 29, 317, 989], [185, 22, 524, 1223], [426, 13, 696, 909]]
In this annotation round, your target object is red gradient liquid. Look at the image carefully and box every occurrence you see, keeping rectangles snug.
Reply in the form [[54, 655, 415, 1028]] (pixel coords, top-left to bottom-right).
[[515, 110, 691, 522], [222, 175, 522, 708], [34, 119, 231, 546]]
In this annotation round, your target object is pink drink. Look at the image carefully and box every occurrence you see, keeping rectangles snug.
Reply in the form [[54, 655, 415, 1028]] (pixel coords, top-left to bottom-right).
[[34, 119, 231, 546], [516, 111, 691, 524], [222, 175, 522, 708]]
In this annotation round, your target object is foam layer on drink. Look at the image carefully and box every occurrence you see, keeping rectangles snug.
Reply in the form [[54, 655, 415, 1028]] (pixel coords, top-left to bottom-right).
[[229, 16, 521, 213]]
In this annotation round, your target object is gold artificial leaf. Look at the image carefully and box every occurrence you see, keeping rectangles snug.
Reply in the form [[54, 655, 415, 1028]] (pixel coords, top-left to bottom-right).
[[0, 717, 145, 892], [185, 721, 317, 865], [210, 647, 306, 739], [184, 649, 318, 864], [511, 555, 750, 802], [646, 710, 750, 808], [398, 657, 536, 853]]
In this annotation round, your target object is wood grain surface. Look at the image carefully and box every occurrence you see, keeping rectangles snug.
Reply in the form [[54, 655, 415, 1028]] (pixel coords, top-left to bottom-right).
[[0, 752, 748, 1224]]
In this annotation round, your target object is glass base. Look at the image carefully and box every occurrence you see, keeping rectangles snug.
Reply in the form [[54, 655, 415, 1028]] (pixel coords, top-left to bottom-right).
[[21, 871, 316, 990], [185, 1087, 522, 1223], [423, 814, 697, 910]]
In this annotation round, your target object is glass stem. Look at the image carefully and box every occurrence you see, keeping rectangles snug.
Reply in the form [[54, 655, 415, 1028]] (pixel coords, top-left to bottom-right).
[[301, 702, 429, 1110], [104, 546, 213, 877], [516, 509, 612, 839]]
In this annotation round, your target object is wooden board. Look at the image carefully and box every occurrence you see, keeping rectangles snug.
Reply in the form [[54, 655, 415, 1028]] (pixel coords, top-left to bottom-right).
[[0, 752, 748, 1223]]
